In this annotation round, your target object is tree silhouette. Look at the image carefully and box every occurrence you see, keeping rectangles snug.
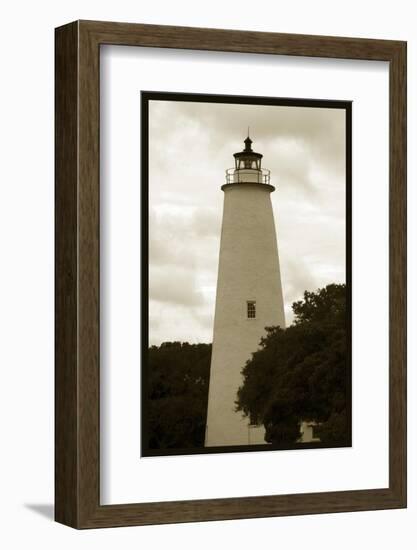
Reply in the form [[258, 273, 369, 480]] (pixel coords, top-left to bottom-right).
[[146, 342, 211, 450], [236, 284, 350, 446]]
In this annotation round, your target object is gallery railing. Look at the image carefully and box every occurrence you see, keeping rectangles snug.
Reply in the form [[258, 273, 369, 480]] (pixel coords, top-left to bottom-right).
[[225, 168, 271, 185]]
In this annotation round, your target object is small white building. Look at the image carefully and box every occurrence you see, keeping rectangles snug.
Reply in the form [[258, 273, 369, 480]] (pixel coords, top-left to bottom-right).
[[298, 421, 321, 443]]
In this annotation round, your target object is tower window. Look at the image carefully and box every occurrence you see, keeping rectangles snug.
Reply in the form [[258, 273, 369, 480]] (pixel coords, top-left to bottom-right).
[[247, 301, 256, 319]]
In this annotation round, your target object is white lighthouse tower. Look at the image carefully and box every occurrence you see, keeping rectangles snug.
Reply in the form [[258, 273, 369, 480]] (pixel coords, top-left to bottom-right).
[[205, 135, 286, 447]]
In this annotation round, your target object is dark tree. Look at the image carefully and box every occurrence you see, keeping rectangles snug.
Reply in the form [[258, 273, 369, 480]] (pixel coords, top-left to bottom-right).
[[146, 342, 211, 449], [236, 284, 349, 446]]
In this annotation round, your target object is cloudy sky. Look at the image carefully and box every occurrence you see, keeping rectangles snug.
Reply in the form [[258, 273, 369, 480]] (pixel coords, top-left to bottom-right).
[[148, 99, 346, 345]]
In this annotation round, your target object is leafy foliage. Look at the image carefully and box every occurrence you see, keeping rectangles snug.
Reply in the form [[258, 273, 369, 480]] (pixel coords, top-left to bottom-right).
[[146, 342, 211, 450], [236, 284, 350, 446]]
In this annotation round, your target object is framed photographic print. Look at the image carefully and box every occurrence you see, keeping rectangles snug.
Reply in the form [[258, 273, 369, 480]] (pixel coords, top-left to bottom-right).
[[55, 20, 406, 528], [141, 91, 352, 457]]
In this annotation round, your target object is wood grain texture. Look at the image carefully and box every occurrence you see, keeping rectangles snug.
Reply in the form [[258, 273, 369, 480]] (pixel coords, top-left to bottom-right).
[[55, 20, 407, 529], [55, 21, 79, 527], [388, 42, 407, 503]]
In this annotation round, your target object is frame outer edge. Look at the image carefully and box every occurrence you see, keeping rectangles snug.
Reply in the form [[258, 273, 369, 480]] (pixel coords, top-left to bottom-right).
[[55, 21, 80, 528], [389, 41, 407, 506], [77, 20, 101, 527]]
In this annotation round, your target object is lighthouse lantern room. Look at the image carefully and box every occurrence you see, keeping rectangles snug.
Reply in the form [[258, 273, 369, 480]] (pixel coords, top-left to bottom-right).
[[225, 135, 271, 185]]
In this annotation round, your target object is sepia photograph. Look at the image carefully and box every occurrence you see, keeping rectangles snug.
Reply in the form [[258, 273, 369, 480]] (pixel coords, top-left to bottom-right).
[[141, 91, 352, 457]]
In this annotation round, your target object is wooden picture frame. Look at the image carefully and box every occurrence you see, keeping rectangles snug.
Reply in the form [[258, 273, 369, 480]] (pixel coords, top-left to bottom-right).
[[55, 20, 407, 529]]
